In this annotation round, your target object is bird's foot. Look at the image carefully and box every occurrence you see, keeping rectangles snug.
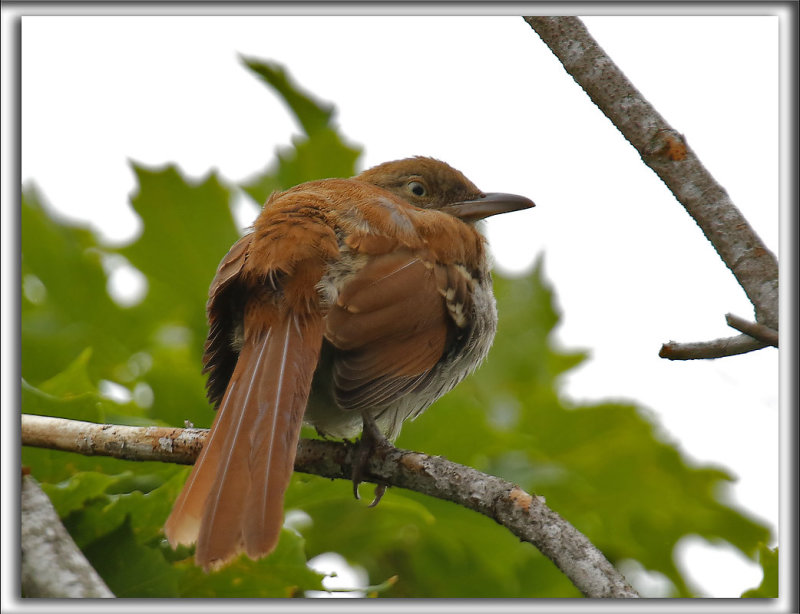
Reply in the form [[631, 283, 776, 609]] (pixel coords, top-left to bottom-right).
[[352, 412, 392, 507]]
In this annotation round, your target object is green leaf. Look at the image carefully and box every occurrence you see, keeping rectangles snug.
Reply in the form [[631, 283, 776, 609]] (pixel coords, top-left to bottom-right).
[[21, 187, 133, 385], [241, 130, 362, 205], [117, 164, 238, 336], [21, 347, 147, 428], [142, 340, 216, 429], [109, 164, 241, 428], [294, 475, 578, 598], [176, 528, 325, 597], [21, 360, 171, 486], [241, 57, 334, 136], [287, 473, 437, 555], [742, 545, 778, 598], [61, 470, 185, 549], [38, 347, 96, 397], [83, 518, 180, 597], [238, 59, 361, 204], [40, 471, 121, 517]]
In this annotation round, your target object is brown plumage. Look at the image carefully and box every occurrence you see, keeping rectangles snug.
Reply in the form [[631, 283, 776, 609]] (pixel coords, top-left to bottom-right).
[[164, 156, 534, 570]]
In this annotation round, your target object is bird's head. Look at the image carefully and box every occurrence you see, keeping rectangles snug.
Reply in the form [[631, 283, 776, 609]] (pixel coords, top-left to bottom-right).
[[357, 156, 534, 222]]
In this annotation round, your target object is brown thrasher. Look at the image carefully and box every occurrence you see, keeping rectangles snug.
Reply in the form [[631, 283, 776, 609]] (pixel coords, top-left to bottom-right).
[[164, 156, 534, 570]]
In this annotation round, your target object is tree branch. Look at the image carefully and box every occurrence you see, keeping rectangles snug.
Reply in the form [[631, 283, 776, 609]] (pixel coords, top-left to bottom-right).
[[21, 474, 114, 598], [21, 413, 638, 598], [524, 16, 779, 356], [659, 333, 768, 360], [725, 312, 779, 347]]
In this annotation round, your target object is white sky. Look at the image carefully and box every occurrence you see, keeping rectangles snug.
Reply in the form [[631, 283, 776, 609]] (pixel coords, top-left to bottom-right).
[[6, 10, 787, 601]]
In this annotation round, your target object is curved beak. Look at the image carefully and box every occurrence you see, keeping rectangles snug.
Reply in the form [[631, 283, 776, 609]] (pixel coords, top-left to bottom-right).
[[440, 192, 535, 222]]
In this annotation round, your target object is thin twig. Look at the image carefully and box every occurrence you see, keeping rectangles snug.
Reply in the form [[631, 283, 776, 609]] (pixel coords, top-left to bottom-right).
[[22, 414, 203, 464], [21, 414, 639, 598], [725, 313, 779, 347], [524, 17, 779, 355], [659, 334, 768, 360]]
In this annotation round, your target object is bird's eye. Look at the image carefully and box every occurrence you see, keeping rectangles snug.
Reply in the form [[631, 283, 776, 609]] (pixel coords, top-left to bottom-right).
[[407, 181, 426, 197]]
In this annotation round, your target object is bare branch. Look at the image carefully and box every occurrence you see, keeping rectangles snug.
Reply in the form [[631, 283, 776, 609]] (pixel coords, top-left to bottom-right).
[[725, 313, 779, 347], [21, 414, 638, 598], [523, 16, 779, 339], [21, 475, 114, 598], [22, 413, 202, 464], [659, 334, 768, 360]]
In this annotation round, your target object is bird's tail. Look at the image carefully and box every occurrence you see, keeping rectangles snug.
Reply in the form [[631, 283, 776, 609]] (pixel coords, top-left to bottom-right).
[[164, 311, 322, 571]]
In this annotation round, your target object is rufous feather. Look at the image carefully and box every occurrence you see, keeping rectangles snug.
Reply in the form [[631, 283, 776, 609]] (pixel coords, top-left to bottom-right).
[[165, 311, 322, 570]]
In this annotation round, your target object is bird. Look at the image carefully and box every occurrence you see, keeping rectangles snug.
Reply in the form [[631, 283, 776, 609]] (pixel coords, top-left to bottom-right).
[[163, 156, 534, 571]]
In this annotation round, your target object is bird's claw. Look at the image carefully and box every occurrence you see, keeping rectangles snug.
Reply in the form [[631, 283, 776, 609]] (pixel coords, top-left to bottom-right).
[[368, 484, 387, 507], [351, 412, 392, 506]]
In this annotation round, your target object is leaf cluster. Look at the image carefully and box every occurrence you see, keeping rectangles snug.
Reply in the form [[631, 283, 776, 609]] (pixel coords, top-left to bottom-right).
[[20, 59, 772, 598]]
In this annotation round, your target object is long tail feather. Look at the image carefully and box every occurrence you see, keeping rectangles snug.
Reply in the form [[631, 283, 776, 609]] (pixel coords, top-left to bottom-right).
[[164, 311, 322, 571]]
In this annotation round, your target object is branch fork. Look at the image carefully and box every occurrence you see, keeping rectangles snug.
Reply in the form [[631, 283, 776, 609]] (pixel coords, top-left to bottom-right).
[[524, 16, 779, 361]]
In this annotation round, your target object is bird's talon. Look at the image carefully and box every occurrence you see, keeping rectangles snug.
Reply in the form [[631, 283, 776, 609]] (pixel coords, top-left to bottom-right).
[[350, 412, 391, 503], [368, 484, 387, 508]]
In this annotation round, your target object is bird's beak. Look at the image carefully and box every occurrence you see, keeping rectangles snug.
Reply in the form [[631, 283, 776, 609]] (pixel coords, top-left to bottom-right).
[[440, 192, 535, 222]]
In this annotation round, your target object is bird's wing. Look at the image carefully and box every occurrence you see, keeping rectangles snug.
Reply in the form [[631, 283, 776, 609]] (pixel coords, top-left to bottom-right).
[[202, 232, 253, 407], [325, 245, 470, 412]]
